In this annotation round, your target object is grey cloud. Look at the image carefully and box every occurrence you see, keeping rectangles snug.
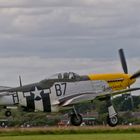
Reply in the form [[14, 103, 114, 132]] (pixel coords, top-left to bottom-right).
[[0, 56, 139, 87], [0, 1, 139, 37], [0, 56, 123, 86], [0, 0, 139, 97], [0, 0, 90, 8], [1, 0, 140, 8], [0, 36, 139, 59], [0, 2, 139, 40], [0, 0, 139, 89]]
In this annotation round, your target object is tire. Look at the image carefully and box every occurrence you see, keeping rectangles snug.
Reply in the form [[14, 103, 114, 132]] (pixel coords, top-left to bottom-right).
[[107, 115, 118, 127], [70, 114, 83, 126], [5, 110, 12, 117]]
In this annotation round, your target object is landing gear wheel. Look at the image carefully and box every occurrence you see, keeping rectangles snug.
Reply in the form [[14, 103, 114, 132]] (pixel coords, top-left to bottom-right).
[[70, 114, 83, 126], [5, 110, 12, 117], [107, 115, 118, 127]]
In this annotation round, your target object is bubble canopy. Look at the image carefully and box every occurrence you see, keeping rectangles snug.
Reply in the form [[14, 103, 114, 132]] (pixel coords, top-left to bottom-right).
[[48, 72, 80, 80]]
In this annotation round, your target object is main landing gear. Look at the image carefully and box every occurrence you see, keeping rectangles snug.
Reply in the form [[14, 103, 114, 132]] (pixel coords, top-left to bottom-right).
[[69, 96, 119, 127], [5, 110, 12, 117], [106, 96, 118, 127], [70, 106, 83, 126]]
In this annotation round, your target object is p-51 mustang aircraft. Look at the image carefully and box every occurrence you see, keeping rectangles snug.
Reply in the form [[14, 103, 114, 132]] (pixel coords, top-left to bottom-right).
[[0, 48, 140, 127]]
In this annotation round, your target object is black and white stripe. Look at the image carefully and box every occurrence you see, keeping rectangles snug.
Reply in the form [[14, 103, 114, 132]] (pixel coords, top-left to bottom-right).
[[23, 86, 51, 112]]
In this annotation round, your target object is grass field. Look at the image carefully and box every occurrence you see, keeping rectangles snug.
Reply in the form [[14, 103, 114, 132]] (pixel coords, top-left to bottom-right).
[[0, 126, 140, 140], [0, 134, 140, 140], [0, 125, 140, 135]]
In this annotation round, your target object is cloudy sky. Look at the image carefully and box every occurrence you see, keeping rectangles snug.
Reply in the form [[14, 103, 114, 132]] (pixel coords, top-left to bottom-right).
[[0, 0, 140, 94]]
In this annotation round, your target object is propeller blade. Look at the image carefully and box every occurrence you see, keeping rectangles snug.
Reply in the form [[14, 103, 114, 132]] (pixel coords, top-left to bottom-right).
[[130, 70, 140, 79], [127, 86, 134, 109], [19, 75, 22, 87], [119, 48, 128, 74]]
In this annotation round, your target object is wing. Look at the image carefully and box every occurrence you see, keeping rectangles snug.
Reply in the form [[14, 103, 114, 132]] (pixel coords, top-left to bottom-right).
[[0, 83, 41, 97], [60, 87, 140, 106], [0, 86, 11, 90], [0, 86, 12, 96], [0, 80, 54, 96], [59, 92, 97, 106], [96, 87, 140, 100], [0, 79, 55, 93], [0, 84, 36, 92]]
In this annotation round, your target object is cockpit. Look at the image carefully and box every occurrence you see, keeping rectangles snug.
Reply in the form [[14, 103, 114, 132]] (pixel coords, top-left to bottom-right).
[[40, 72, 89, 84], [48, 72, 80, 80]]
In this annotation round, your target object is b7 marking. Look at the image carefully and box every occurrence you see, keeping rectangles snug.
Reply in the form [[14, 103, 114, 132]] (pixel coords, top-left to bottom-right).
[[55, 83, 67, 97]]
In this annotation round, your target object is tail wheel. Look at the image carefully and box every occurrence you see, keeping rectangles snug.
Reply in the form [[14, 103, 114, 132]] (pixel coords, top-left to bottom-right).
[[107, 115, 119, 127], [5, 110, 12, 117], [70, 114, 83, 126]]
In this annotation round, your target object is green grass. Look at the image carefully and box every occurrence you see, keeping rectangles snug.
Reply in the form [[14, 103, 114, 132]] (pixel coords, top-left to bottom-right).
[[0, 126, 140, 136], [0, 126, 140, 137], [0, 134, 140, 140], [0, 127, 140, 140]]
